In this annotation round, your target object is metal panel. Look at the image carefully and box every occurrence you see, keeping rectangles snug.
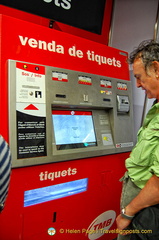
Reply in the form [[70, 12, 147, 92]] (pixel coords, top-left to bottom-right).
[[9, 60, 134, 167]]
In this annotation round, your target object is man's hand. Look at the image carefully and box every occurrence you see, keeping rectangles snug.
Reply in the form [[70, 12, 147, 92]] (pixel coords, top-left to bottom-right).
[[116, 214, 132, 235], [116, 175, 159, 236]]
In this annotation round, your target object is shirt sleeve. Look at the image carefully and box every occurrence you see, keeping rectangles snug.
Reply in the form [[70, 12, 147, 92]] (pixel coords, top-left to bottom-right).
[[0, 135, 12, 212], [149, 145, 159, 177]]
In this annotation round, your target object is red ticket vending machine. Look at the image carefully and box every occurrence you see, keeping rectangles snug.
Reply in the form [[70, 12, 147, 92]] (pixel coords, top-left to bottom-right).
[[0, 14, 133, 240]]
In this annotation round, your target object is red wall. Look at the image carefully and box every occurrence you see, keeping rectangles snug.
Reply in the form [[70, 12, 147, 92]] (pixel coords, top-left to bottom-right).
[[0, 3, 130, 240]]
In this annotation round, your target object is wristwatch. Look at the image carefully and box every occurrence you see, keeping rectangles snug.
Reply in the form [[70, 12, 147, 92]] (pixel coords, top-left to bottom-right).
[[121, 207, 135, 220]]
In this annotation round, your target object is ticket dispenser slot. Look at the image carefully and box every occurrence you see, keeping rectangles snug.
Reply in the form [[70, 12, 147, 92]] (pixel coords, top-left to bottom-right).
[[8, 60, 134, 167]]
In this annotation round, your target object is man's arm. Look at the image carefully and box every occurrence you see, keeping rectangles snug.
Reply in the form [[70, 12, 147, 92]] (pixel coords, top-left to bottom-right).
[[116, 174, 159, 230]]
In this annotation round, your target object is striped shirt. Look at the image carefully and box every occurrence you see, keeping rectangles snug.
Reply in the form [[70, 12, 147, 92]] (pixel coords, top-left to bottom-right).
[[0, 135, 11, 212]]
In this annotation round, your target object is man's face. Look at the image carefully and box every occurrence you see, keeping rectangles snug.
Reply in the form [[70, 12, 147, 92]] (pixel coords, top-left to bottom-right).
[[133, 58, 159, 100]]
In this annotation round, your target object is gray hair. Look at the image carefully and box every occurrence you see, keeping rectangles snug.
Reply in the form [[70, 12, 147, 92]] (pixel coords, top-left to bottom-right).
[[128, 40, 159, 72]]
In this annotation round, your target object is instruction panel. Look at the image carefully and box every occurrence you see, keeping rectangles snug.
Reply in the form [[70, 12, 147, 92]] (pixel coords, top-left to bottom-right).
[[16, 62, 46, 158]]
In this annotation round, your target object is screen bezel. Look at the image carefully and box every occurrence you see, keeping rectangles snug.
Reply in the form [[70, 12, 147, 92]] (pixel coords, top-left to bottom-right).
[[52, 109, 97, 150]]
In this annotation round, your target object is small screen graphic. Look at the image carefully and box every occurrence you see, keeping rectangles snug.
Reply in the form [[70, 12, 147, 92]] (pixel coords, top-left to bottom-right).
[[52, 110, 97, 150]]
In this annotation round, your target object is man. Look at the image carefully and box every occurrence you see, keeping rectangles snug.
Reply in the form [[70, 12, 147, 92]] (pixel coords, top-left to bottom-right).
[[0, 135, 11, 212], [116, 40, 159, 239]]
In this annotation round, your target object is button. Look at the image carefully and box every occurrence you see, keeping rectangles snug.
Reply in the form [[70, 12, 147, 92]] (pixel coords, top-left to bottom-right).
[[83, 94, 88, 102]]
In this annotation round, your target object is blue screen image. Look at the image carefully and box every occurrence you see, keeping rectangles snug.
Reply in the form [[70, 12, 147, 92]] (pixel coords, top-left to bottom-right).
[[24, 178, 88, 207]]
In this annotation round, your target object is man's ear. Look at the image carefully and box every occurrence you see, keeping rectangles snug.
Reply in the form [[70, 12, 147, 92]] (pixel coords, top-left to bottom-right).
[[153, 61, 159, 77]]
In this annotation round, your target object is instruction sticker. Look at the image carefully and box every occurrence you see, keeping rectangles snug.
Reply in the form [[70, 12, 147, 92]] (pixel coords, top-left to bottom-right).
[[16, 62, 46, 159], [102, 133, 113, 146], [16, 62, 46, 103], [16, 103, 46, 159]]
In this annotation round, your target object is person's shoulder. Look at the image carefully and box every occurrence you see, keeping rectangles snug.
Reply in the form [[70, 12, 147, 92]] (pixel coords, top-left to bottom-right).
[[0, 135, 10, 152], [0, 135, 5, 144], [0, 135, 7, 145]]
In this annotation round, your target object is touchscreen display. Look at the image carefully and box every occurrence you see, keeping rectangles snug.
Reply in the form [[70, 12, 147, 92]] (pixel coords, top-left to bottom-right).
[[52, 110, 97, 150]]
